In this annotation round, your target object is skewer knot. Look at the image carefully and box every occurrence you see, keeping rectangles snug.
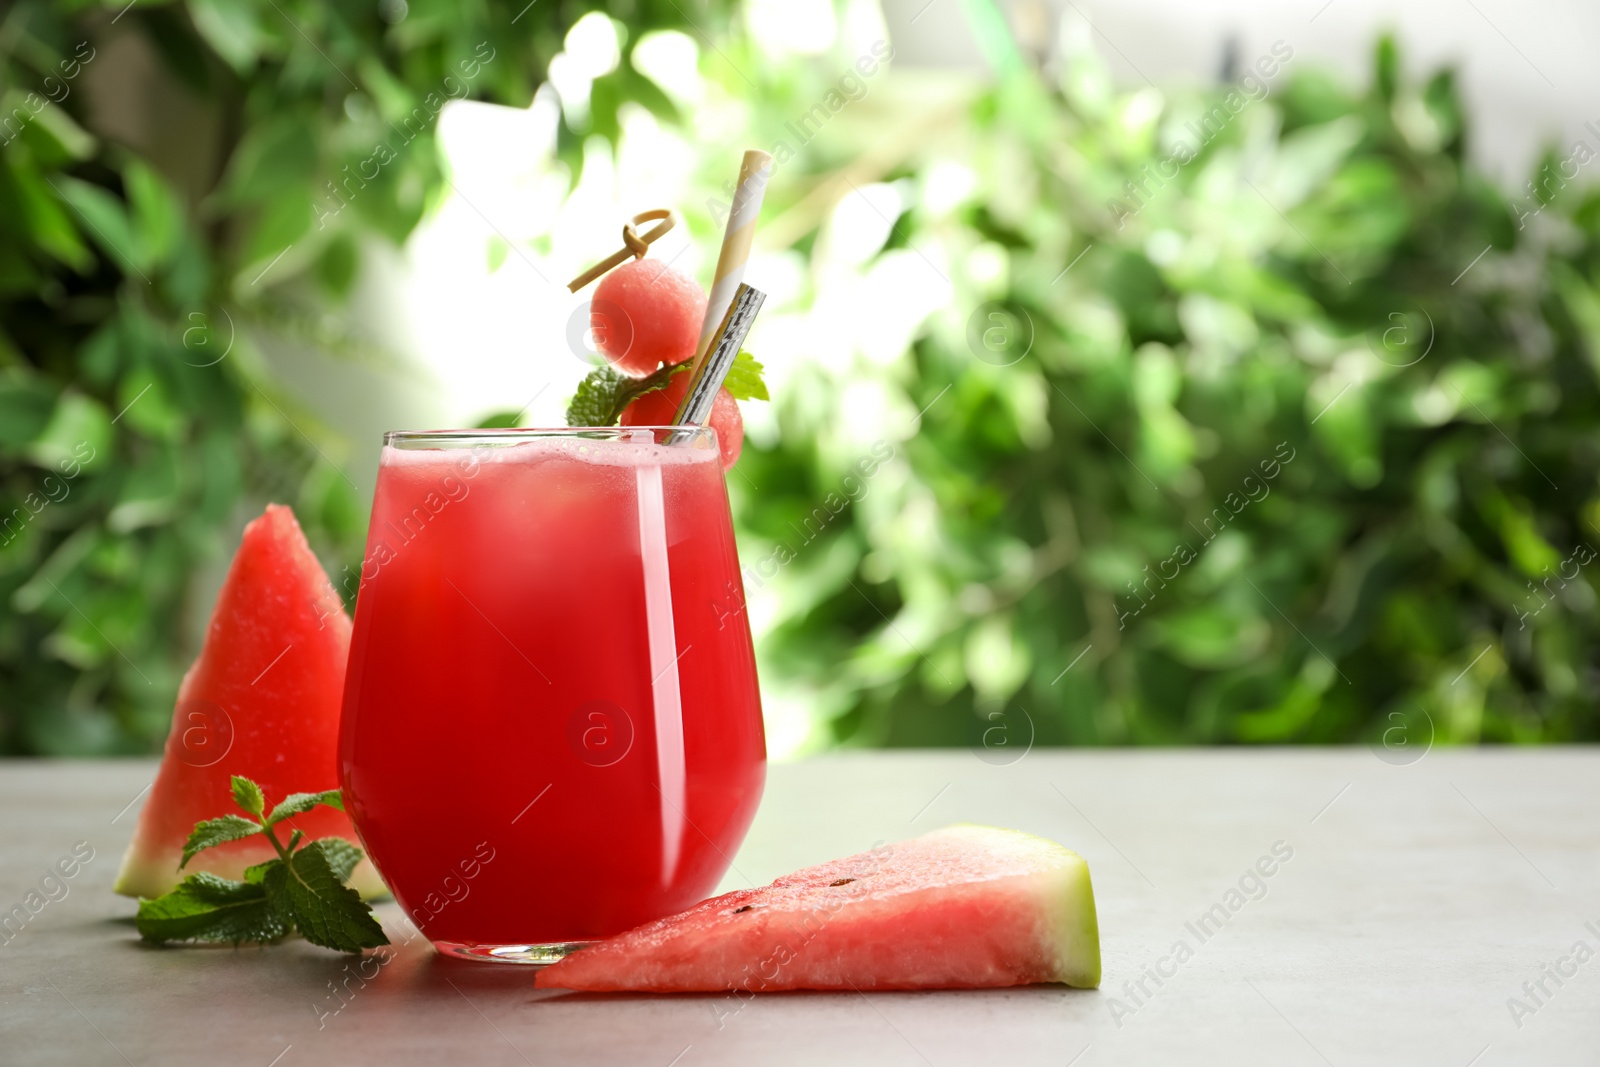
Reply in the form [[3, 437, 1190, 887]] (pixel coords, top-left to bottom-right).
[[567, 209, 676, 292]]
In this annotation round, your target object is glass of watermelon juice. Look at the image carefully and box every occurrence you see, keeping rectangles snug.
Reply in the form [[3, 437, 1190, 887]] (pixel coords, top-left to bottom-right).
[[339, 427, 766, 963]]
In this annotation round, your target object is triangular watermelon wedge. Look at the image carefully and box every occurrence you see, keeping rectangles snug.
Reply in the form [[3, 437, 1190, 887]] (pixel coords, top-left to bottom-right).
[[534, 826, 1099, 992], [114, 504, 383, 900]]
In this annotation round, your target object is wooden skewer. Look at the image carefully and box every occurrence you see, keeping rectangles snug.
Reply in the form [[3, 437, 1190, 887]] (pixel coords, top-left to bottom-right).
[[566, 209, 677, 293]]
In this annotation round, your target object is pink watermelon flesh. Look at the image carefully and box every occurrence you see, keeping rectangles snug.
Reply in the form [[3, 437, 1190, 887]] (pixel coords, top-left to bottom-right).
[[114, 505, 383, 899], [534, 825, 1100, 992], [592, 257, 707, 377]]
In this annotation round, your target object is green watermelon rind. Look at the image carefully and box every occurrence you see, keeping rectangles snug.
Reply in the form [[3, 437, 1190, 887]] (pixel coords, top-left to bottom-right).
[[1056, 859, 1101, 988], [1039, 835, 1101, 988], [940, 824, 1100, 989]]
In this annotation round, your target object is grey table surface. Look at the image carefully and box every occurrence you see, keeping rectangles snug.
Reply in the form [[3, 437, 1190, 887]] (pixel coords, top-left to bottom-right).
[[1, 749, 1597, 1066]]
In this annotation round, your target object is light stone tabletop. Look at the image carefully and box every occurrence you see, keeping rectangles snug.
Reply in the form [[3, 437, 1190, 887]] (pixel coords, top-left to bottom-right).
[[2, 749, 1596, 1066]]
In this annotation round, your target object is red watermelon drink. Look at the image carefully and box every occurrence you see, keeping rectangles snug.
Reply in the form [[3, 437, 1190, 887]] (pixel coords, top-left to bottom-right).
[[339, 426, 766, 962]]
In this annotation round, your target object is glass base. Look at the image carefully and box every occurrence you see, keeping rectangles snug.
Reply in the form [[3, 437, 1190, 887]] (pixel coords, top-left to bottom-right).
[[433, 940, 595, 965]]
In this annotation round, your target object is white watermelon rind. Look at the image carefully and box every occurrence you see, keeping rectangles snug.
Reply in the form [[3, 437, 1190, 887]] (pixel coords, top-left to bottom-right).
[[1049, 846, 1101, 988]]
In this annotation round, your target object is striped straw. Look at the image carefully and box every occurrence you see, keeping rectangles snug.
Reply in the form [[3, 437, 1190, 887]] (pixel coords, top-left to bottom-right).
[[693, 149, 773, 363], [672, 283, 765, 435]]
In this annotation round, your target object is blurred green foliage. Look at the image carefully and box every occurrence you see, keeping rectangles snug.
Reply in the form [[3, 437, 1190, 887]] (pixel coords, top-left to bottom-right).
[[739, 24, 1600, 751], [2, 0, 1596, 756], [0, 0, 726, 753]]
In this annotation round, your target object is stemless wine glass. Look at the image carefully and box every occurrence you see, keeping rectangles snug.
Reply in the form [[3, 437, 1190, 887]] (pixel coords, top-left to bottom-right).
[[338, 427, 766, 963]]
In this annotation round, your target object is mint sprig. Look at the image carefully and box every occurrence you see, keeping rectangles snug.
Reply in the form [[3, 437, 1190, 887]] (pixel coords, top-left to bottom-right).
[[564, 351, 770, 427], [136, 775, 388, 954], [566, 360, 689, 427]]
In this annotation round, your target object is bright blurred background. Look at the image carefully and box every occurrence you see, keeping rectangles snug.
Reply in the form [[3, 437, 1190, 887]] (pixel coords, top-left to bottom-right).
[[3, 0, 1599, 758]]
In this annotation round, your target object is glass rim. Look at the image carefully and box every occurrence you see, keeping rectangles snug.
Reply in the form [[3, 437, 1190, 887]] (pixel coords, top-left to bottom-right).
[[383, 426, 716, 449]]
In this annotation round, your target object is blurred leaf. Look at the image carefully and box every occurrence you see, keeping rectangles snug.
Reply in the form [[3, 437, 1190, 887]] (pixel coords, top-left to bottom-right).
[[0, 373, 57, 448], [20, 99, 97, 164], [3, 164, 93, 272], [240, 195, 314, 279], [55, 176, 147, 275], [124, 159, 185, 271], [108, 444, 182, 533], [314, 233, 359, 297], [1151, 604, 1270, 670], [188, 0, 264, 74], [27, 391, 111, 471], [486, 236, 509, 274], [212, 113, 318, 209], [114, 369, 183, 441]]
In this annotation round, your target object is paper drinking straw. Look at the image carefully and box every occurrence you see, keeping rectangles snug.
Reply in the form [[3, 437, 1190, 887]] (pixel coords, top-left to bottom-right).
[[693, 149, 773, 361]]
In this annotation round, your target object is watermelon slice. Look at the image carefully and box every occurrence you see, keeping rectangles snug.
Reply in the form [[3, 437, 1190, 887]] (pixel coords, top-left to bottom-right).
[[113, 505, 383, 900], [533, 825, 1099, 992]]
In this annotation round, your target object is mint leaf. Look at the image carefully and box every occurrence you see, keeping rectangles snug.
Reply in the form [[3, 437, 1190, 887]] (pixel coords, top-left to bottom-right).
[[180, 814, 262, 868], [565, 361, 691, 427], [243, 860, 275, 885], [722, 351, 769, 402], [281, 840, 389, 953], [260, 861, 296, 934], [136, 872, 289, 945], [266, 789, 343, 827], [314, 838, 365, 884], [566, 365, 627, 427], [231, 776, 265, 818]]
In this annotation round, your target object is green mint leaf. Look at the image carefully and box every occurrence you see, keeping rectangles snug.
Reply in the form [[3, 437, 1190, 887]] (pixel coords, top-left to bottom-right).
[[281, 840, 389, 953], [566, 365, 627, 427], [231, 776, 265, 818], [180, 814, 262, 869], [312, 838, 365, 884], [565, 361, 691, 427], [260, 861, 296, 933], [721, 351, 769, 402], [136, 872, 289, 945], [243, 860, 276, 885], [266, 789, 343, 827]]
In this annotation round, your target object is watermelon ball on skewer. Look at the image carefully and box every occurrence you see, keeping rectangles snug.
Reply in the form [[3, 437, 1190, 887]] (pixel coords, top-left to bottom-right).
[[592, 258, 708, 378], [620, 361, 744, 469]]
